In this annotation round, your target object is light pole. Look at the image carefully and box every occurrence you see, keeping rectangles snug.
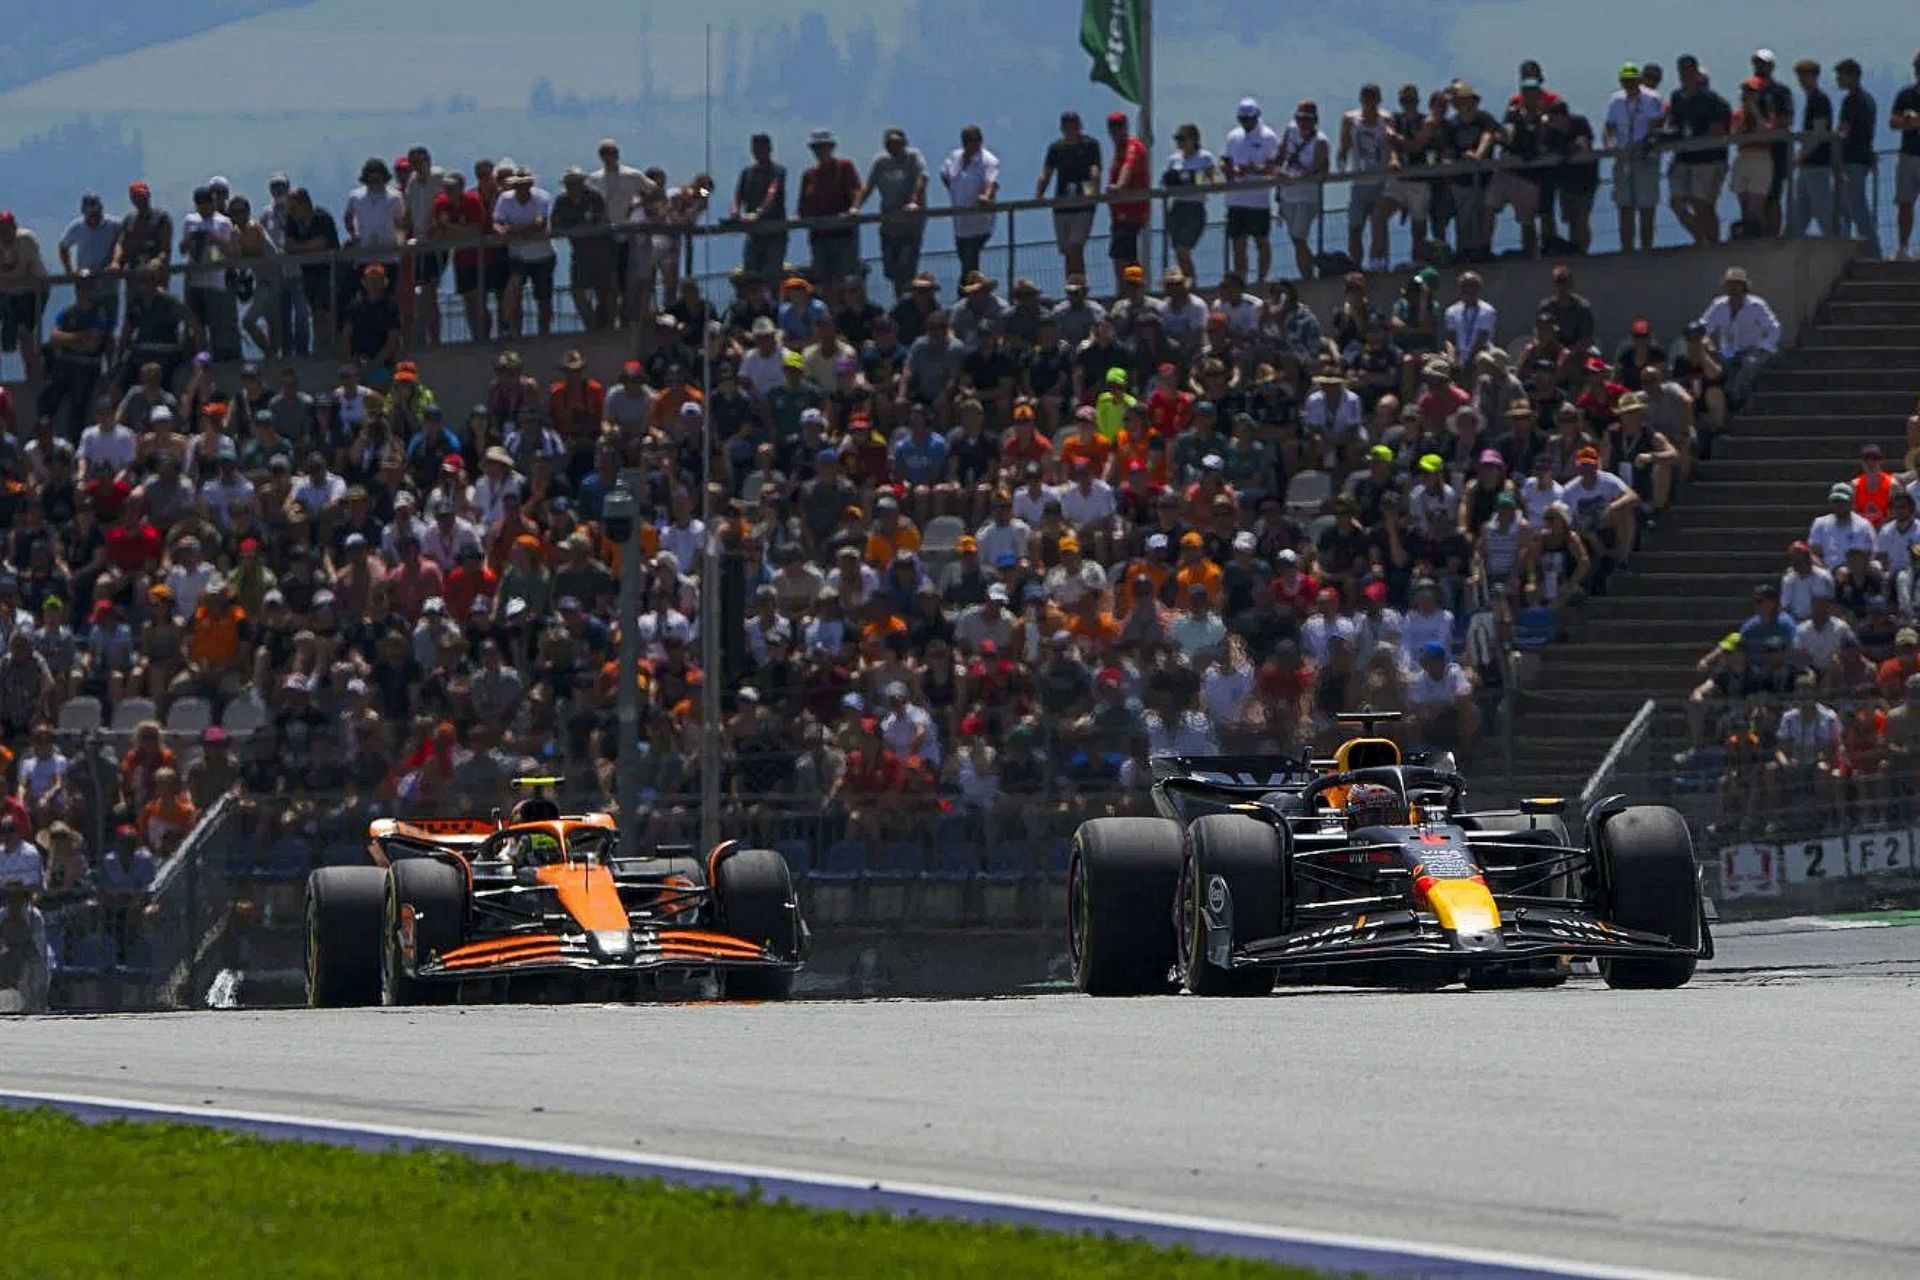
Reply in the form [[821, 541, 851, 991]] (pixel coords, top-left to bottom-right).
[[604, 472, 642, 860]]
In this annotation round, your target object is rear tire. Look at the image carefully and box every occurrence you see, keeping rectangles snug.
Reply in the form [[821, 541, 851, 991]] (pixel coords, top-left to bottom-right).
[[1068, 817, 1183, 996], [383, 859, 467, 1006], [1178, 815, 1282, 997], [716, 848, 799, 1000], [306, 867, 387, 1008], [1595, 805, 1701, 990]]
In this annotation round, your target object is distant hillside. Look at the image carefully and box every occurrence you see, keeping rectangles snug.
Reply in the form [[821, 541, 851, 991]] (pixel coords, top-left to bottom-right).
[[0, 0, 307, 94]]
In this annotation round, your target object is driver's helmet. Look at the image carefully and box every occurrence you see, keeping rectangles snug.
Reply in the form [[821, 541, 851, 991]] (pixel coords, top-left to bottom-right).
[[1344, 782, 1406, 830]]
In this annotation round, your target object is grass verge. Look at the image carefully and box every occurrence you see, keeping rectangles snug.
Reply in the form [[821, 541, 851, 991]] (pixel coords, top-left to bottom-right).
[[1, 1107, 1325, 1279]]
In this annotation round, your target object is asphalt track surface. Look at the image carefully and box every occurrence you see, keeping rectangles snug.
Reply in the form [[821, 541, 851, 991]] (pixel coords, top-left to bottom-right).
[[4, 918, 1918, 1280]]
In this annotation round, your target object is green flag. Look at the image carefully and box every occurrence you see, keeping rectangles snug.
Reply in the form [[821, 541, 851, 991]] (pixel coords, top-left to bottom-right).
[[1080, 0, 1145, 105]]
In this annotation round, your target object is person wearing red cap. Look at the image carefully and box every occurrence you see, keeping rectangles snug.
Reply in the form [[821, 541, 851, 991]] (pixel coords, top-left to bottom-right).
[[1105, 110, 1149, 270], [115, 181, 173, 274], [0, 210, 48, 384], [1036, 109, 1102, 281], [1275, 99, 1329, 280]]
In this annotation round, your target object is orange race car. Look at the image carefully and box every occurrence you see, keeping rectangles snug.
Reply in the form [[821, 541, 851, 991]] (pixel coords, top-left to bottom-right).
[[304, 778, 805, 1005]]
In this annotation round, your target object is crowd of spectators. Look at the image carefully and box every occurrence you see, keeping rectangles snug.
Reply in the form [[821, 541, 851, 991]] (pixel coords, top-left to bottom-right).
[[1687, 435, 1920, 838], [0, 41, 1915, 1004]]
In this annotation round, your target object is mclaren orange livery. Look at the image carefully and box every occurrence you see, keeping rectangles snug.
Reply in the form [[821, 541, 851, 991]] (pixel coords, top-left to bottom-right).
[[305, 779, 805, 1005], [1068, 713, 1711, 996]]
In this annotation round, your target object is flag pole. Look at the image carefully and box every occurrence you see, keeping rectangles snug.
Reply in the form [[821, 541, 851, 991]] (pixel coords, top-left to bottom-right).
[[1139, 0, 1155, 274]]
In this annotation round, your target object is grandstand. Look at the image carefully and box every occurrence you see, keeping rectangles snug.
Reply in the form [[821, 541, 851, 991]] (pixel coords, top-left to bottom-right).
[[2, 50, 1918, 1006]]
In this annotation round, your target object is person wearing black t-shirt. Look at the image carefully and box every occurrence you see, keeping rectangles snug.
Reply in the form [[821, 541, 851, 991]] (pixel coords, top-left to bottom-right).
[[1747, 51, 1794, 236], [1035, 110, 1102, 281], [1893, 52, 1920, 258], [1541, 101, 1598, 252], [1666, 56, 1731, 245], [1788, 59, 1837, 239], [1445, 86, 1500, 259], [339, 264, 402, 368], [1834, 59, 1883, 258]]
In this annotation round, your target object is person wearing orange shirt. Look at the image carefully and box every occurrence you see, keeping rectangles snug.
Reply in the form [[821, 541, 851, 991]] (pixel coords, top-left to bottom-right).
[[1173, 530, 1224, 606], [186, 582, 249, 692], [1056, 404, 1114, 473], [1000, 403, 1053, 470], [1853, 442, 1895, 527], [1114, 531, 1175, 615], [1066, 591, 1123, 649], [1182, 455, 1238, 523], [647, 366, 704, 431], [863, 494, 922, 566], [139, 767, 199, 857], [548, 349, 607, 479]]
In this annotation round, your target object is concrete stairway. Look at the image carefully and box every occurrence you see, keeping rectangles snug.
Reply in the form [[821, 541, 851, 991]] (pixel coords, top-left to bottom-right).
[[1484, 256, 1920, 801]]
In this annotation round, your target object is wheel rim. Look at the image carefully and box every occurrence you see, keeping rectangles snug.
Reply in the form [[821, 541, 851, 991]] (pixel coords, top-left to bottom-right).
[[304, 896, 321, 1007], [1066, 854, 1089, 979], [1174, 856, 1198, 987], [379, 887, 397, 1007]]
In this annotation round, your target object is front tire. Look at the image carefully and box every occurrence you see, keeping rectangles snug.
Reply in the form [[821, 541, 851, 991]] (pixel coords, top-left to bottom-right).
[[382, 859, 467, 1007], [1178, 815, 1282, 997], [716, 848, 799, 1000], [1595, 806, 1701, 990], [1068, 817, 1183, 995], [306, 867, 387, 1008]]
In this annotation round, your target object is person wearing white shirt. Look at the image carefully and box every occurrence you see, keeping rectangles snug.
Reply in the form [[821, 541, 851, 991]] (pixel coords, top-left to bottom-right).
[[493, 170, 557, 338], [0, 886, 50, 1013], [659, 517, 707, 575], [1298, 606, 1358, 665], [1010, 478, 1058, 529], [972, 509, 1030, 568], [940, 126, 1000, 278], [1398, 583, 1455, 665], [420, 502, 483, 570], [1404, 643, 1477, 745], [0, 821, 42, 889], [1519, 462, 1564, 527], [1275, 103, 1331, 279], [1200, 646, 1254, 726], [1807, 485, 1877, 567], [1695, 267, 1780, 404], [1057, 471, 1117, 534], [1221, 98, 1282, 282], [77, 417, 138, 478], [1780, 543, 1836, 619], [1442, 272, 1498, 360], [1874, 493, 1920, 567], [1602, 62, 1667, 250], [1302, 375, 1365, 450], [737, 321, 788, 399], [1794, 597, 1857, 672], [1771, 681, 1842, 823]]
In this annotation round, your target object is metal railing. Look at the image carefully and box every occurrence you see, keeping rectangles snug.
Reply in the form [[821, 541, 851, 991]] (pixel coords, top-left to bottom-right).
[[2, 126, 1901, 381], [1579, 698, 1659, 815]]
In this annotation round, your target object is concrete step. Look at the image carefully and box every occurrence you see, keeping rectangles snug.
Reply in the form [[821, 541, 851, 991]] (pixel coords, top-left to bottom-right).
[[1801, 325, 1920, 349], [1687, 478, 1846, 503], [1579, 617, 1742, 643], [1594, 592, 1755, 619], [1526, 664, 1702, 693], [1740, 390, 1919, 415], [1721, 411, 1907, 436], [1776, 345, 1920, 369], [1718, 433, 1905, 462], [1623, 568, 1780, 595], [1629, 552, 1785, 578], [1845, 260, 1920, 283], [1656, 504, 1803, 531], [1759, 367, 1920, 391], [1637, 526, 1794, 553], [1535, 640, 1706, 665], [1695, 457, 1868, 482], [1817, 302, 1920, 325], [1828, 279, 1920, 301]]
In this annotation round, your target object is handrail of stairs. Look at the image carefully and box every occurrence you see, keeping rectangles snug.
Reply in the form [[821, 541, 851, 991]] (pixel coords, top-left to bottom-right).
[[1577, 698, 1659, 816]]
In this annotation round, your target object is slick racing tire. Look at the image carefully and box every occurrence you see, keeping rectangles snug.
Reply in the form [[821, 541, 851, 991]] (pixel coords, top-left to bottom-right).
[[1069, 817, 1184, 995], [306, 866, 388, 1008], [1595, 805, 1701, 990], [382, 858, 467, 1007], [1178, 815, 1283, 997], [1463, 811, 1572, 990], [716, 848, 799, 1000]]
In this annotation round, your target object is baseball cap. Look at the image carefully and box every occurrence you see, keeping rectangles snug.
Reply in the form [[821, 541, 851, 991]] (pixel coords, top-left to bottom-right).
[[1418, 454, 1443, 474], [1367, 444, 1394, 464], [1619, 62, 1641, 79], [1476, 448, 1505, 468], [1237, 97, 1261, 117], [1630, 318, 1652, 337], [1575, 446, 1602, 466], [1420, 640, 1448, 660], [1901, 627, 1920, 647], [1753, 48, 1776, 65], [1232, 531, 1257, 553], [1829, 482, 1855, 502], [986, 583, 1010, 603]]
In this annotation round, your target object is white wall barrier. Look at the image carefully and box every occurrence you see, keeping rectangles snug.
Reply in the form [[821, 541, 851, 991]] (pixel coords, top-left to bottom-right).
[[1719, 829, 1920, 899]]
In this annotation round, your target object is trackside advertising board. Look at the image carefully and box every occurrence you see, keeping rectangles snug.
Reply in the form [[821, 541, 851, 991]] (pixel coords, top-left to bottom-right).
[[1718, 828, 1920, 898]]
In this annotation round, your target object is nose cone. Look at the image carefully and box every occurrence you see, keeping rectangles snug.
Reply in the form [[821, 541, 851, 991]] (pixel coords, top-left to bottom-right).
[[1421, 878, 1503, 947]]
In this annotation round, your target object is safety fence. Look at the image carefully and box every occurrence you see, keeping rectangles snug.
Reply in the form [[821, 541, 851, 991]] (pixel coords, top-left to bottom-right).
[[0, 127, 1901, 380]]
